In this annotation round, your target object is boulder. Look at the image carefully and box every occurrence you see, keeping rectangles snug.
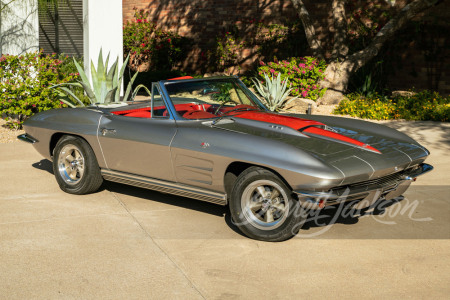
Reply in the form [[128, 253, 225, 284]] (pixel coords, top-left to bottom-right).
[[283, 97, 318, 114], [391, 90, 417, 97]]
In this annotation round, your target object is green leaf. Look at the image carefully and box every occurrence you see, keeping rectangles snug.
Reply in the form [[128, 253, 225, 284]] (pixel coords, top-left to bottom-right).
[[78, 80, 96, 102], [123, 70, 139, 102], [131, 84, 152, 100], [90, 60, 102, 102], [50, 82, 83, 89], [107, 59, 118, 90], [55, 87, 85, 107], [105, 87, 118, 103], [97, 48, 105, 77], [73, 58, 95, 99]]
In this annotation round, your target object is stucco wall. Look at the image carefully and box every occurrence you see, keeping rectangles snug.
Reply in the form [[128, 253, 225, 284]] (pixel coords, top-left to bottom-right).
[[82, 0, 123, 91], [0, 0, 39, 56]]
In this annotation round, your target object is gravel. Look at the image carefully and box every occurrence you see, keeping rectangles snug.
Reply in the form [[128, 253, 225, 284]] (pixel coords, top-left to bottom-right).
[[0, 119, 25, 144]]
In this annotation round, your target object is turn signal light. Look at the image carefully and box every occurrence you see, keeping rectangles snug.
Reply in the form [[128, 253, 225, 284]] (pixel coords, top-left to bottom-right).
[[319, 199, 325, 209]]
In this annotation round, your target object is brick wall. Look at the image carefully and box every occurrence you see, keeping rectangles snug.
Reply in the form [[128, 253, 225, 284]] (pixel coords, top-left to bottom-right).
[[122, 0, 450, 95]]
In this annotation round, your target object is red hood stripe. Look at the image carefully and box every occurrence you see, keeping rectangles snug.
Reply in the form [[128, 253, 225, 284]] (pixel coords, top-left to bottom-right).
[[235, 111, 381, 154], [303, 127, 381, 153]]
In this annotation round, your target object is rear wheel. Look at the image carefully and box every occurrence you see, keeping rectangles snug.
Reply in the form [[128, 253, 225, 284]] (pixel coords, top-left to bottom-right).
[[229, 167, 306, 241], [52, 135, 103, 194]]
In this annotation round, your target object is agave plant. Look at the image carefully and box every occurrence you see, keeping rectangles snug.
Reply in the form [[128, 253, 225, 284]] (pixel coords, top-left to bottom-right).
[[251, 73, 296, 111], [52, 49, 138, 107]]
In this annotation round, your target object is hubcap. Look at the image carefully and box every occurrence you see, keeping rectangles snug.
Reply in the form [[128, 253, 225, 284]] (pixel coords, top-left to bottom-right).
[[57, 144, 85, 185], [241, 180, 289, 230]]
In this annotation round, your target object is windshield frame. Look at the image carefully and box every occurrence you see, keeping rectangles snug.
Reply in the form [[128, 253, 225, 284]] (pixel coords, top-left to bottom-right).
[[158, 76, 269, 121]]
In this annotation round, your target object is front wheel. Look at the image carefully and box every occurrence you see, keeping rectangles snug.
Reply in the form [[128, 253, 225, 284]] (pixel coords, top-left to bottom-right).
[[229, 167, 306, 242], [52, 135, 103, 194]]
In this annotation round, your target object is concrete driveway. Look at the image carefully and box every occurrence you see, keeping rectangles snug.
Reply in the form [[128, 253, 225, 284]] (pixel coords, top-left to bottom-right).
[[1, 121, 449, 299]]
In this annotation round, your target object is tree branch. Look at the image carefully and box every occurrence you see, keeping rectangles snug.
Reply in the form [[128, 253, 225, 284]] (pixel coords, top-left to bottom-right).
[[291, 0, 325, 59], [348, 0, 439, 71], [0, 0, 20, 13], [331, 0, 348, 60]]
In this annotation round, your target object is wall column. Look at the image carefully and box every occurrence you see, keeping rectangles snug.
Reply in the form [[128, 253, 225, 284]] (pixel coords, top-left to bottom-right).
[[0, 0, 39, 56], [83, 0, 123, 93]]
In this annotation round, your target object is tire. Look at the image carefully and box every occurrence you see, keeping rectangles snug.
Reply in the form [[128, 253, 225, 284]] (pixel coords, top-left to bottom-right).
[[52, 135, 103, 195], [229, 167, 306, 242]]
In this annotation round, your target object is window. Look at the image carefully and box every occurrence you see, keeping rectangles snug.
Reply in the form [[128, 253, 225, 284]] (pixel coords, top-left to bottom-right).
[[152, 84, 168, 118], [164, 78, 264, 119]]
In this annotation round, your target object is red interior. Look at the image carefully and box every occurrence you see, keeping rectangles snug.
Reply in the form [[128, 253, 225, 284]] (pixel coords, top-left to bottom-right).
[[112, 103, 218, 119], [168, 76, 194, 80]]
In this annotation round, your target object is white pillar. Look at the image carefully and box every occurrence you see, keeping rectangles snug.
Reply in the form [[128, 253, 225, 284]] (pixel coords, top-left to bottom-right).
[[83, 0, 123, 92], [0, 0, 39, 56]]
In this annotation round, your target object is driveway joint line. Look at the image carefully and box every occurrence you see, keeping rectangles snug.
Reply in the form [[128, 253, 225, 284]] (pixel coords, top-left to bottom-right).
[[109, 191, 206, 300], [0, 212, 129, 226]]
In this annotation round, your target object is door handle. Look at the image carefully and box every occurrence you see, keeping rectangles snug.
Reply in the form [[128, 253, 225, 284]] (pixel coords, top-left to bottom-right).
[[100, 128, 116, 136]]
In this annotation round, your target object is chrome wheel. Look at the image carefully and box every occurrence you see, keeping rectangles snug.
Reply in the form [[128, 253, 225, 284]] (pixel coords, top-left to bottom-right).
[[241, 180, 290, 230], [57, 144, 85, 185]]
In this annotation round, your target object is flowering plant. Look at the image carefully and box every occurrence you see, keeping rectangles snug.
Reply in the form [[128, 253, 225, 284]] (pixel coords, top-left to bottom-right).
[[123, 8, 184, 70], [0, 51, 81, 129], [334, 91, 450, 121], [215, 31, 244, 70], [256, 57, 327, 100]]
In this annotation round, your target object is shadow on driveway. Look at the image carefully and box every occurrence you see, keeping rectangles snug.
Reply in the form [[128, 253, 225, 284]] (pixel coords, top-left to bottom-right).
[[32, 159, 53, 174], [29, 159, 426, 239]]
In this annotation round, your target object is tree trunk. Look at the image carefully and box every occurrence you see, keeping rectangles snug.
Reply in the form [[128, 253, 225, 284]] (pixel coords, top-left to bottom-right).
[[291, 0, 325, 59], [318, 60, 353, 105], [293, 0, 441, 105]]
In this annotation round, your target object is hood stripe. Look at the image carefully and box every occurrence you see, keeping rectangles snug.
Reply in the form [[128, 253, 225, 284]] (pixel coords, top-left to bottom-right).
[[235, 111, 381, 154]]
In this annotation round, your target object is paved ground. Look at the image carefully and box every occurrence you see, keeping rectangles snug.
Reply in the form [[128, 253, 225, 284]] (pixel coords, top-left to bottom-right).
[[0, 120, 449, 299]]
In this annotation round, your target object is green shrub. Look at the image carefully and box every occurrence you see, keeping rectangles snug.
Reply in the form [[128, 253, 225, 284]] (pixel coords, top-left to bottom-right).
[[123, 7, 187, 70], [215, 31, 244, 71], [0, 51, 80, 129], [394, 90, 450, 121], [256, 57, 327, 100], [334, 91, 450, 122], [334, 93, 396, 120]]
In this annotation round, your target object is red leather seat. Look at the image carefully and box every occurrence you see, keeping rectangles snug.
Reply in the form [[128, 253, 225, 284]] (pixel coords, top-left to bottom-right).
[[183, 110, 216, 119], [124, 111, 151, 118]]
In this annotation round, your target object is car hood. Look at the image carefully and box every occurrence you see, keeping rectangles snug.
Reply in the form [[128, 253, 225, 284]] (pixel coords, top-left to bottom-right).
[[212, 111, 430, 184]]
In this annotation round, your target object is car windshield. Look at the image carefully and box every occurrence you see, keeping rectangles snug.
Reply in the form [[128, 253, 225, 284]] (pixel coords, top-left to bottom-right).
[[163, 78, 265, 120]]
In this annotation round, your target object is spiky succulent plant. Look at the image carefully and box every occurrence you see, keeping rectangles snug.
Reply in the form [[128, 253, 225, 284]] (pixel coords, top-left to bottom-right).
[[251, 73, 296, 111], [52, 49, 138, 107]]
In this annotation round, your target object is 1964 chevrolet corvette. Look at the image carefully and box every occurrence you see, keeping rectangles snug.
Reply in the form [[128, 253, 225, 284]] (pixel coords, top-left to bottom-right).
[[19, 76, 433, 241]]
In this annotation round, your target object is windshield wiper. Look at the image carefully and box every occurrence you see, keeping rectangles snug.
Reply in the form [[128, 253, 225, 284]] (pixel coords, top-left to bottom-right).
[[211, 107, 258, 125]]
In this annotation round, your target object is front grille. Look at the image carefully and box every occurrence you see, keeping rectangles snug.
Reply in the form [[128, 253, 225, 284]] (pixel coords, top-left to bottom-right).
[[345, 172, 403, 189], [331, 170, 408, 196]]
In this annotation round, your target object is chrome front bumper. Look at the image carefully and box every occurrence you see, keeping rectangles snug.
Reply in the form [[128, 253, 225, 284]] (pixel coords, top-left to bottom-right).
[[294, 163, 433, 210]]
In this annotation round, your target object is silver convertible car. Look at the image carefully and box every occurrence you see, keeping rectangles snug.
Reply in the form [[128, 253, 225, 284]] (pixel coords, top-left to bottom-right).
[[19, 76, 433, 241]]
